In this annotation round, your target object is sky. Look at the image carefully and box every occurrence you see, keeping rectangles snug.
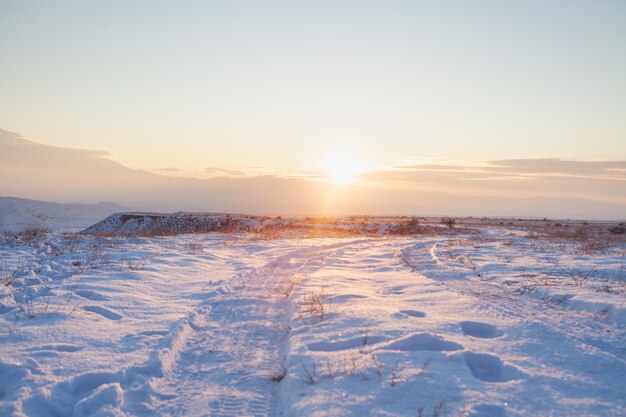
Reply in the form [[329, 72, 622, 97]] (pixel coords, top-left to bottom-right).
[[1, 0, 625, 177], [0, 1, 625, 219]]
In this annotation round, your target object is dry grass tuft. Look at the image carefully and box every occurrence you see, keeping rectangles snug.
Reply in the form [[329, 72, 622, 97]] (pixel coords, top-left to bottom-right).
[[298, 289, 328, 324], [2, 226, 52, 245]]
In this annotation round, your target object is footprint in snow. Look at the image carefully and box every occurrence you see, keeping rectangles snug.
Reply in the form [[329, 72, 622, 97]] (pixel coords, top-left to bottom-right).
[[120, 329, 169, 349], [398, 309, 426, 318], [383, 333, 463, 352], [137, 329, 169, 337], [28, 344, 83, 353], [0, 362, 30, 400], [308, 336, 387, 352], [387, 285, 408, 295], [459, 321, 503, 339], [75, 290, 110, 301], [82, 305, 123, 321], [327, 294, 368, 304], [361, 258, 382, 264], [463, 351, 524, 382], [467, 404, 507, 417]]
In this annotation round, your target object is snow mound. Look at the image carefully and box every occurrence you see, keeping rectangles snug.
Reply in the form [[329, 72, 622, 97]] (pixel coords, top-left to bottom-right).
[[81, 212, 262, 236]]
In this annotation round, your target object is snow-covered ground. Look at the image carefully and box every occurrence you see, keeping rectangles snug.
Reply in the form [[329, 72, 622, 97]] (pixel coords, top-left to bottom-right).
[[0, 219, 625, 416]]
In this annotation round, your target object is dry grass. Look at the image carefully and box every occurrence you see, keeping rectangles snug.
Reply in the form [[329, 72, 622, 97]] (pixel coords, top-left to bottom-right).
[[250, 227, 287, 241], [300, 358, 317, 384], [525, 223, 626, 254], [0, 257, 25, 287], [2, 226, 52, 245], [124, 256, 150, 271], [182, 241, 204, 252], [389, 360, 402, 387], [298, 289, 328, 324]]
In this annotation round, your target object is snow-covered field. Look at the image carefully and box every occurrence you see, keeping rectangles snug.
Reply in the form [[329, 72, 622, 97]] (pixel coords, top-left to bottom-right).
[[1, 217, 625, 416]]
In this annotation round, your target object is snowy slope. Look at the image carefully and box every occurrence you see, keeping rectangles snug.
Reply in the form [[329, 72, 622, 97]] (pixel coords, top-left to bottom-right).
[[0, 197, 129, 231], [0, 223, 624, 416]]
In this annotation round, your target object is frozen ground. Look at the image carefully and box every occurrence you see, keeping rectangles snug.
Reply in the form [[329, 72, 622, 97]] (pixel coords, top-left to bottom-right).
[[0, 218, 625, 416]]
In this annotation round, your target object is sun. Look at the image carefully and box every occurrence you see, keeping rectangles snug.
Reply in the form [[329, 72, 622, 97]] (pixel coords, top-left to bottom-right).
[[321, 152, 364, 185]]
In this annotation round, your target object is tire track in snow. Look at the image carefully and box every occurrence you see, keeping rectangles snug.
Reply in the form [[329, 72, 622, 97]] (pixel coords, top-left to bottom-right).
[[133, 238, 372, 417]]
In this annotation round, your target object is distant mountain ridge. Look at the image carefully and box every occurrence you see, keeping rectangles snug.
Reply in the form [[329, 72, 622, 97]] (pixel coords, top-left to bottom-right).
[[0, 196, 129, 231]]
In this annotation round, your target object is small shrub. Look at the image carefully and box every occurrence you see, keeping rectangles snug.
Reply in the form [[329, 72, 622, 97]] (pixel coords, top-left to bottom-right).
[[298, 289, 328, 324], [441, 217, 456, 229], [371, 354, 384, 381], [325, 358, 335, 378], [609, 222, 625, 235], [300, 358, 317, 384], [14, 287, 50, 319], [183, 242, 203, 252], [345, 351, 369, 380], [124, 256, 149, 271], [558, 267, 597, 287], [388, 218, 423, 235], [389, 360, 402, 386], [60, 232, 82, 253], [0, 258, 25, 287]]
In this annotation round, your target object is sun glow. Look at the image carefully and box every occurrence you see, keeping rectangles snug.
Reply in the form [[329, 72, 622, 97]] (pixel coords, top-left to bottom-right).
[[321, 153, 365, 185]]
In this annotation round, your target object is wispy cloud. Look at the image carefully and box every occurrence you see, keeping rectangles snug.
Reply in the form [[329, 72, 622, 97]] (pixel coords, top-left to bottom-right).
[[156, 167, 183, 172], [362, 158, 626, 204], [203, 167, 248, 177], [487, 159, 626, 179]]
